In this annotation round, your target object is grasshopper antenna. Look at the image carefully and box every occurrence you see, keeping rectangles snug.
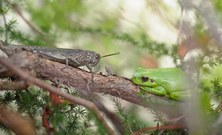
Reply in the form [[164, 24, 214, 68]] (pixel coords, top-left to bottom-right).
[[101, 52, 120, 58]]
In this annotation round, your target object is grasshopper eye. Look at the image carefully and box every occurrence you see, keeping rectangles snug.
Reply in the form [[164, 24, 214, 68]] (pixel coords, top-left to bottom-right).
[[95, 54, 100, 59], [141, 76, 149, 82]]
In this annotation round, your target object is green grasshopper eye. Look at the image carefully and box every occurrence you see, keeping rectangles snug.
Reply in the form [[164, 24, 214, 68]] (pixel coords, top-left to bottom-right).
[[141, 76, 149, 82]]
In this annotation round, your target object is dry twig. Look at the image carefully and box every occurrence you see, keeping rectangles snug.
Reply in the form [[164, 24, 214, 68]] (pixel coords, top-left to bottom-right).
[[0, 57, 116, 135], [0, 50, 182, 117], [0, 80, 28, 90], [0, 103, 36, 135]]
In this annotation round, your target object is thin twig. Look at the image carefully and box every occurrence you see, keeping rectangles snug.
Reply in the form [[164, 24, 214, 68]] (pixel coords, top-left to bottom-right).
[[177, 3, 184, 46], [190, 0, 222, 49], [0, 103, 36, 135], [4, 0, 44, 36], [0, 80, 28, 90], [3, 14, 8, 44], [85, 81, 125, 134], [0, 2, 8, 44], [132, 124, 187, 135], [12, 4, 44, 36], [0, 58, 116, 135]]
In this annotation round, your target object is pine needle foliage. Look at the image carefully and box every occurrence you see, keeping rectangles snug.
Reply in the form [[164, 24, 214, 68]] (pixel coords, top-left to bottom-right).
[[1, 0, 222, 135]]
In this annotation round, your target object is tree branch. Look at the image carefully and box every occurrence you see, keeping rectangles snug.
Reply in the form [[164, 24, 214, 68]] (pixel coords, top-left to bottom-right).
[[0, 80, 28, 90], [0, 103, 36, 135], [0, 50, 182, 118], [0, 56, 116, 135]]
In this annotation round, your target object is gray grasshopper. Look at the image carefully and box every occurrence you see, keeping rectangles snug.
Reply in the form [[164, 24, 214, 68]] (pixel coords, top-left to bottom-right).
[[0, 41, 118, 71]]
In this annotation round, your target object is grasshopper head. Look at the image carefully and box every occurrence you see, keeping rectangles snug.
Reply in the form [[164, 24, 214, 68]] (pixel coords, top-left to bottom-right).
[[87, 52, 101, 67]]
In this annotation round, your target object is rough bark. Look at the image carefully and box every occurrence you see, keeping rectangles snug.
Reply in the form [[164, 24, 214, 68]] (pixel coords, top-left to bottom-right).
[[0, 51, 182, 117]]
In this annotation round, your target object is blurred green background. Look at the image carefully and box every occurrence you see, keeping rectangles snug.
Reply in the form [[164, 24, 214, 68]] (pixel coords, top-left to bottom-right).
[[1, 0, 222, 134], [1, 0, 183, 77]]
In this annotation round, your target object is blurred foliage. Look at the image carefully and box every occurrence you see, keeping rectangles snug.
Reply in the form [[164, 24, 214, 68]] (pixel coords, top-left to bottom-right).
[[112, 97, 148, 134], [23, 0, 180, 74], [0, 0, 222, 135]]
